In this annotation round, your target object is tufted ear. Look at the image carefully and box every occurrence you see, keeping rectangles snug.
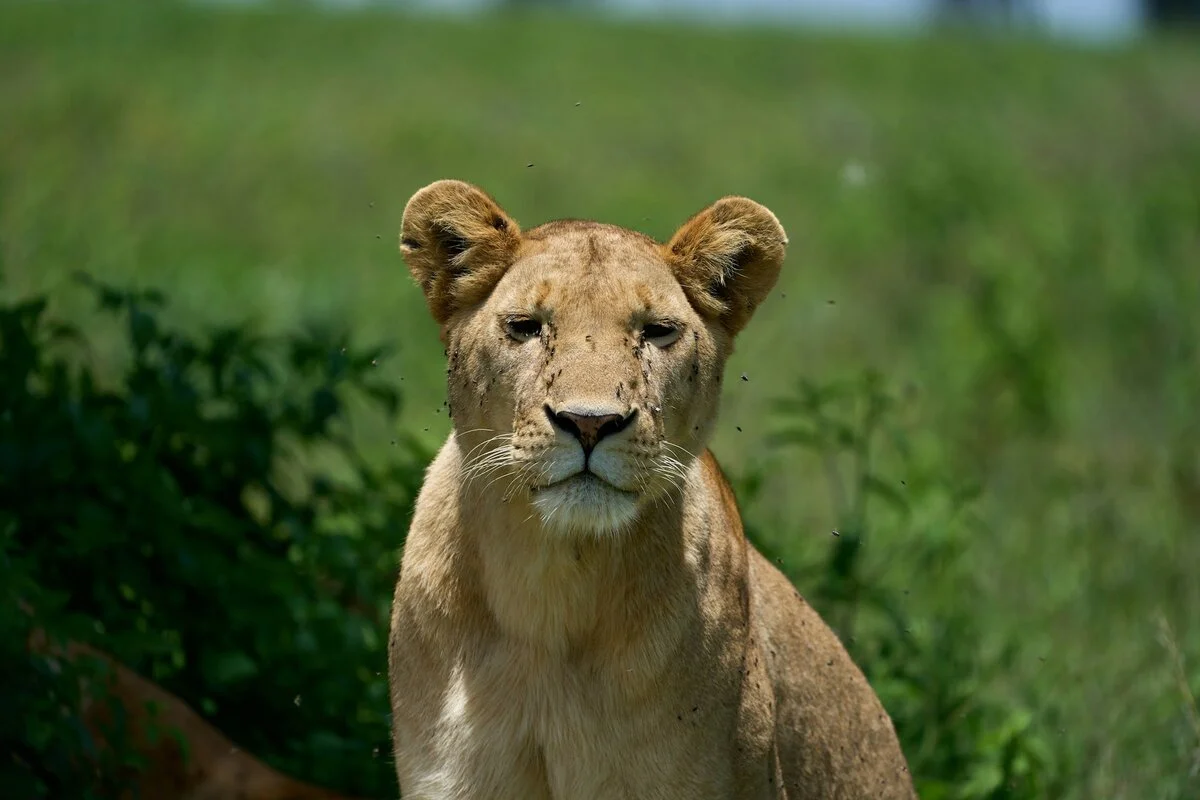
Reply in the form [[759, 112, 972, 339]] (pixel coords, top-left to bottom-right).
[[399, 180, 522, 326], [664, 196, 788, 336]]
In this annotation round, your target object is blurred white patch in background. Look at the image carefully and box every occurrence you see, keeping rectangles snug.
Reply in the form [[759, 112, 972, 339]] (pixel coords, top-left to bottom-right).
[[840, 161, 870, 188]]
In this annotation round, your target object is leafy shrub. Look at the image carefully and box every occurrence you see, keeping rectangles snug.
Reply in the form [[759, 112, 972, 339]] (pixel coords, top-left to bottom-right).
[[1, 275, 426, 797], [740, 370, 1072, 799]]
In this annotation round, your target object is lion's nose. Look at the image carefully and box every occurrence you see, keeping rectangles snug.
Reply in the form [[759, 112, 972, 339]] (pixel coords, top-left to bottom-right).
[[545, 405, 637, 454]]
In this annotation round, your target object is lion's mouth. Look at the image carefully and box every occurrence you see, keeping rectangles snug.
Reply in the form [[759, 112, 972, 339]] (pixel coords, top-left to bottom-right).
[[532, 471, 636, 497], [528, 468, 643, 534]]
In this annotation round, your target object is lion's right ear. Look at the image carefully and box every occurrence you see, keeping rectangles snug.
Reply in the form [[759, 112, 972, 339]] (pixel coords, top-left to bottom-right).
[[399, 180, 522, 325]]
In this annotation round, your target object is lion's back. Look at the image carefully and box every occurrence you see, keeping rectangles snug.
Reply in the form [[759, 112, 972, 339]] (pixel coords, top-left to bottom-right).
[[747, 547, 916, 799]]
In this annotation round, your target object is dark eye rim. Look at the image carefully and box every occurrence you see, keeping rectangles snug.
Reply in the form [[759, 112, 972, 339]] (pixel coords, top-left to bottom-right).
[[642, 321, 681, 344], [504, 316, 543, 341]]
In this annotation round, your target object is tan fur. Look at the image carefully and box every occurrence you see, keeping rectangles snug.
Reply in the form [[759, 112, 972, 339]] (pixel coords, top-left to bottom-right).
[[389, 180, 916, 799], [27, 631, 359, 800]]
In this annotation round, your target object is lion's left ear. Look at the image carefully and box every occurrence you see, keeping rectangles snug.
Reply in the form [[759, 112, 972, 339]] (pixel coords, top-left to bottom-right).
[[664, 197, 787, 336], [399, 179, 522, 326]]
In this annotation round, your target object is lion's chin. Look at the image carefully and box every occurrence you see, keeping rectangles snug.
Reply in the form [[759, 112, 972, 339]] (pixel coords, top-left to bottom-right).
[[530, 473, 640, 536]]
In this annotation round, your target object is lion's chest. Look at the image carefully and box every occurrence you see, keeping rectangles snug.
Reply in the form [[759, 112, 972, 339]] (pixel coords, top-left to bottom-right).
[[423, 639, 739, 800]]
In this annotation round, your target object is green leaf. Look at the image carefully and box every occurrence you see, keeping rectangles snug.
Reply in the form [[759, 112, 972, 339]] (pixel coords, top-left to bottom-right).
[[861, 473, 911, 515], [205, 651, 260, 685]]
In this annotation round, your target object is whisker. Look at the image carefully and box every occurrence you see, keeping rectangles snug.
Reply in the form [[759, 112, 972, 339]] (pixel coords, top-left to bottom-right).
[[466, 458, 514, 487], [454, 426, 499, 440], [480, 468, 523, 497], [468, 445, 512, 468], [462, 447, 516, 488], [500, 463, 535, 502], [640, 471, 667, 516], [462, 451, 503, 481], [654, 453, 687, 480], [465, 437, 513, 464], [663, 440, 699, 461], [462, 433, 514, 463]]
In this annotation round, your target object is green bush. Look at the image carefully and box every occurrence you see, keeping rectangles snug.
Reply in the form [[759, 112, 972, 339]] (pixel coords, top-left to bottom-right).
[[1, 275, 426, 797], [739, 370, 1072, 799]]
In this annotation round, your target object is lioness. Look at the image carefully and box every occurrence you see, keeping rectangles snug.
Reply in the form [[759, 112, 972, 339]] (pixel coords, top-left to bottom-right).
[[388, 180, 916, 800]]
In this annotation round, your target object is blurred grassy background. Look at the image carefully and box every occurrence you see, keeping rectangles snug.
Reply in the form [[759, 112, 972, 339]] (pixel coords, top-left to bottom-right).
[[3, 1, 1198, 797]]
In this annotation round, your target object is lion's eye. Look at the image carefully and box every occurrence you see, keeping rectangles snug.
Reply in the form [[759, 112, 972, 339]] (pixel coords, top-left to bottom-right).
[[642, 322, 681, 348], [505, 317, 543, 343]]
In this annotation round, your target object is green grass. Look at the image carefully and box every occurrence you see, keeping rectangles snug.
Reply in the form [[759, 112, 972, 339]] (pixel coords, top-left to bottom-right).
[[3, 2, 1199, 797]]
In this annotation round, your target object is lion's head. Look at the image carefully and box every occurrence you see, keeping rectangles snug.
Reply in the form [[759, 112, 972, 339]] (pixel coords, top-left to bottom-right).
[[400, 180, 786, 535]]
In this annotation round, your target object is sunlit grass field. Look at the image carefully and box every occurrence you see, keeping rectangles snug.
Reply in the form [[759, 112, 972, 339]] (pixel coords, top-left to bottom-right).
[[3, 2, 1199, 796]]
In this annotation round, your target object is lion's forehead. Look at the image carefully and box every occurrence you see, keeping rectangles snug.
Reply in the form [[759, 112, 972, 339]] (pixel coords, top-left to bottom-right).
[[496, 229, 687, 318]]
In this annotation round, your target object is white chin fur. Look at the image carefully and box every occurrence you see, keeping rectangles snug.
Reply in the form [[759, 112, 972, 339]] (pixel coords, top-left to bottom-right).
[[531, 474, 640, 536]]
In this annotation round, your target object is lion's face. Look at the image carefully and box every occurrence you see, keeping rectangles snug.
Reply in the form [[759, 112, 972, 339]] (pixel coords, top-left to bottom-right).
[[446, 224, 726, 534], [400, 181, 787, 535]]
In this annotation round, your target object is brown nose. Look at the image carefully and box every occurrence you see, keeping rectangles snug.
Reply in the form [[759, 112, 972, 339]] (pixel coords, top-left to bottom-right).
[[546, 406, 637, 454]]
